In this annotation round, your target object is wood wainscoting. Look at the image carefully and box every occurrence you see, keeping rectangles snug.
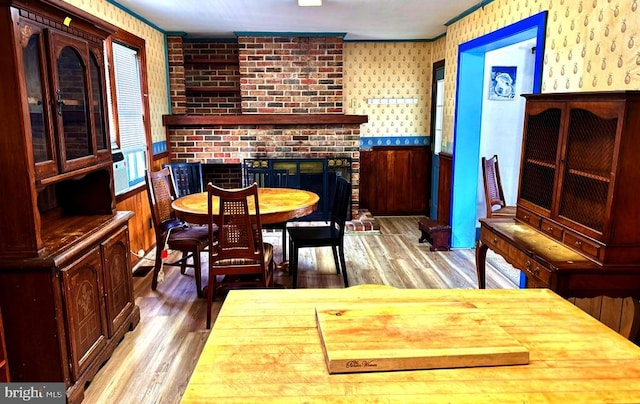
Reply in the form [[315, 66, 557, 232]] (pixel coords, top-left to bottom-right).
[[437, 152, 452, 224], [360, 146, 431, 215]]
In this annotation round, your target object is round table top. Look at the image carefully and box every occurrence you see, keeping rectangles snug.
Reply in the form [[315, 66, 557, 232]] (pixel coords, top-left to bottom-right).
[[171, 187, 320, 225]]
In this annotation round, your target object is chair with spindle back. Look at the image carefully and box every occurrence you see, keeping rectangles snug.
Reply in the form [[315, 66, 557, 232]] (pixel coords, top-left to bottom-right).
[[163, 162, 204, 198], [145, 168, 210, 297], [206, 183, 275, 328], [288, 176, 351, 288], [244, 168, 290, 260], [482, 154, 516, 218]]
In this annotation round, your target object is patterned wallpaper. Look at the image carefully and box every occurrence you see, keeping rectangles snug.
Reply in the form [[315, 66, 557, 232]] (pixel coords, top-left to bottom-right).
[[344, 42, 433, 142], [442, 0, 640, 152], [62, 0, 640, 153], [63, 0, 168, 144]]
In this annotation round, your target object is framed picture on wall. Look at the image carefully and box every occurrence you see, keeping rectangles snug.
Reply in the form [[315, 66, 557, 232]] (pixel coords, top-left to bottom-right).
[[489, 66, 516, 100]]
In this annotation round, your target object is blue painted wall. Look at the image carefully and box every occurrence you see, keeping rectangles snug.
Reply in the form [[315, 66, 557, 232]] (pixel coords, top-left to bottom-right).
[[450, 12, 547, 248]]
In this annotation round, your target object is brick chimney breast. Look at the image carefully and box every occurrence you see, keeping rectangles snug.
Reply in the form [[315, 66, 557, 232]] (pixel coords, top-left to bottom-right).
[[238, 36, 344, 114]]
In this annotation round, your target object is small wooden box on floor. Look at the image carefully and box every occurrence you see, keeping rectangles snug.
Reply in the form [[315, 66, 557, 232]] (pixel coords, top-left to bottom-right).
[[418, 218, 451, 251], [315, 302, 529, 374]]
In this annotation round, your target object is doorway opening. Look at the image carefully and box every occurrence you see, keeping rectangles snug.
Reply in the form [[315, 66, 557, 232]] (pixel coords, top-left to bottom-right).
[[450, 11, 547, 248]]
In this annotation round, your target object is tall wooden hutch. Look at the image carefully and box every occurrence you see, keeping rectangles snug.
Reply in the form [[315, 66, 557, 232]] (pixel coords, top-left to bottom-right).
[[477, 92, 640, 301], [0, 0, 139, 402]]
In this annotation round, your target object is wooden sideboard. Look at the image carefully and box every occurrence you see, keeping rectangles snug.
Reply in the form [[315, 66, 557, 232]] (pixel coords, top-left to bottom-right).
[[0, 307, 8, 383], [476, 92, 640, 338], [0, 1, 140, 401]]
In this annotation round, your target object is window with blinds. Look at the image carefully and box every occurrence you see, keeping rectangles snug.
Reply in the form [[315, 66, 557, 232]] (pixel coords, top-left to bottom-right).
[[109, 41, 147, 188]]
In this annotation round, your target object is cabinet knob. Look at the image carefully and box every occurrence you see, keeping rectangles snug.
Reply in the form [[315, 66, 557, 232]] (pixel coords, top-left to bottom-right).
[[575, 240, 582, 247], [492, 238, 498, 244], [524, 215, 530, 220], [546, 226, 553, 232], [525, 260, 531, 269]]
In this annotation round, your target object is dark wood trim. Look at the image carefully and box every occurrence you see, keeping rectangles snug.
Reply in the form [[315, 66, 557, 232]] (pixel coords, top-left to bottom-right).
[[163, 114, 369, 127]]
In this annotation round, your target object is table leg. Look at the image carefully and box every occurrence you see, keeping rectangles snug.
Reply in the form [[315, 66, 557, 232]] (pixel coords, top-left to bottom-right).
[[475, 239, 488, 289]]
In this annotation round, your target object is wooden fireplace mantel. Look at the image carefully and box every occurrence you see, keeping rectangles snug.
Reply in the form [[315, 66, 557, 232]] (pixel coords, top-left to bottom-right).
[[163, 114, 368, 127]]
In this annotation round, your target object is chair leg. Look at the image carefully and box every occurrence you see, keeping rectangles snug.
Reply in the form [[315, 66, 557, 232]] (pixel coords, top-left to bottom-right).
[[331, 245, 341, 274], [281, 227, 287, 261], [194, 249, 203, 298], [151, 239, 165, 291], [339, 244, 349, 287], [290, 240, 298, 289], [206, 266, 214, 329], [180, 251, 188, 274]]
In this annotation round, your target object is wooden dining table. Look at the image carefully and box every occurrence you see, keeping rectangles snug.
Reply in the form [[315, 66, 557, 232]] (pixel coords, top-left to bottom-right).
[[181, 287, 640, 403], [171, 187, 319, 225]]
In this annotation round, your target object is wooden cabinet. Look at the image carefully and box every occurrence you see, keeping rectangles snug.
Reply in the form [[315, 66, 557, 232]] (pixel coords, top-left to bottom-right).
[[478, 92, 640, 300], [1, 0, 116, 259], [0, 1, 139, 402], [517, 91, 640, 265], [0, 213, 140, 404], [20, 5, 111, 181], [61, 245, 109, 382], [0, 308, 8, 383], [360, 146, 431, 215]]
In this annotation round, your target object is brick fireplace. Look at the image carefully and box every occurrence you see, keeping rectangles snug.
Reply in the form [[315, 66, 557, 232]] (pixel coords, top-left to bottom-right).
[[164, 34, 367, 216]]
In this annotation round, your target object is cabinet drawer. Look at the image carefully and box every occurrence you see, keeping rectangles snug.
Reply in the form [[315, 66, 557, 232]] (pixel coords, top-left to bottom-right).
[[540, 218, 563, 240], [482, 227, 552, 288], [564, 231, 602, 261], [516, 209, 541, 228], [521, 256, 552, 287]]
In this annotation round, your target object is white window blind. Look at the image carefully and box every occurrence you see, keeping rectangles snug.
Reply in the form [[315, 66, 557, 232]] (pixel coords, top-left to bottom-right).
[[112, 43, 145, 151], [110, 42, 147, 187]]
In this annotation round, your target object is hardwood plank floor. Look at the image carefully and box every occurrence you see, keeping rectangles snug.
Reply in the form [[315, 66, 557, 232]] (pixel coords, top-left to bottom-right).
[[83, 216, 516, 403]]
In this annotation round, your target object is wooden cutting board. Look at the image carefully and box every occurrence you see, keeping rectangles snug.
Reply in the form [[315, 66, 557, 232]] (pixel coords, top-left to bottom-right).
[[315, 301, 529, 374]]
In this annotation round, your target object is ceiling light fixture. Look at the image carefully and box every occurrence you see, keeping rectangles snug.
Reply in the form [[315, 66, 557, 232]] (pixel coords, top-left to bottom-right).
[[298, 0, 322, 6]]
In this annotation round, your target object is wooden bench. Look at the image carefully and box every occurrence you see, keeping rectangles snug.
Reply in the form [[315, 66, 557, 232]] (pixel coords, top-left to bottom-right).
[[418, 218, 451, 251]]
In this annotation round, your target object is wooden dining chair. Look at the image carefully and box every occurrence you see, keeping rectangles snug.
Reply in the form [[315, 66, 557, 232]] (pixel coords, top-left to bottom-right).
[[206, 183, 275, 328], [244, 167, 290, 261], [481, 154, 516, 218], [288, 176, 351, 288], [163, 162, 204, 198], [145, 168, 210, 297]]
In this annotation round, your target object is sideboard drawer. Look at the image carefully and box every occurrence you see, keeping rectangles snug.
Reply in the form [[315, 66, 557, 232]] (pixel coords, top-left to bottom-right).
[[521, 256, 552, 287], [516, 209, 541, 228], [564, 231, 602, 261], [540, 218, 563, 241], [481, 225, 552, 288]]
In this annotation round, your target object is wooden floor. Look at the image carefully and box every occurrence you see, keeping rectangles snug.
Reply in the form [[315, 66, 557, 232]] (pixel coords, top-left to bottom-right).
[[83, 216, 517, 403]]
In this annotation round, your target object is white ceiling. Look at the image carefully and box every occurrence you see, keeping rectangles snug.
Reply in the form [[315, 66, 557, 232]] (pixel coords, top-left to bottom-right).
[[113, 0, 482, 40]]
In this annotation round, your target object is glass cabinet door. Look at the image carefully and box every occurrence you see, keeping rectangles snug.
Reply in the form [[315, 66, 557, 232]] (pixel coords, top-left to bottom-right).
[[90, 51, 108, 154], [49, 31, 97, 172], [518, 102, 563, 213], [558, 103, 618, 233], [21, 26, 57, 178]]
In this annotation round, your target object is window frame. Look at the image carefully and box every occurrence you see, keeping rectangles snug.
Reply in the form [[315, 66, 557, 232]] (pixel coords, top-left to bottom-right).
[[105, 29, 152, 190]]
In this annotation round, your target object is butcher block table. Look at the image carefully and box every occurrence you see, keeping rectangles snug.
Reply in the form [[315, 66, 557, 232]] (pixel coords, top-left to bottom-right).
[[182, 288, 640, 403]]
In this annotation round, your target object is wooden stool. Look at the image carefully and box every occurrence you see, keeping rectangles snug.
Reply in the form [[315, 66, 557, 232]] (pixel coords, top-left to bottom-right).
[[418, 218, 451, 251]]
